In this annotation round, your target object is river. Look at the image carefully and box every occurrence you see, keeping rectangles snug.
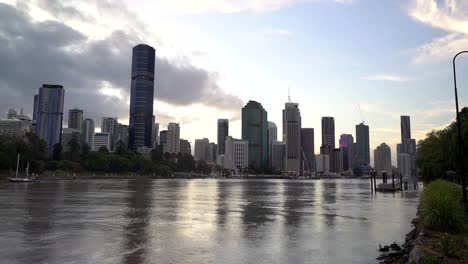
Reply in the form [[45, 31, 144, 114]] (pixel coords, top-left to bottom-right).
[[0, 179, 421, 264]]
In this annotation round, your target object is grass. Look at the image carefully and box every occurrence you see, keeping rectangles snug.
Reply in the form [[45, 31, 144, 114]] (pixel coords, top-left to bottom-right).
[[420, 179, 464, 233]]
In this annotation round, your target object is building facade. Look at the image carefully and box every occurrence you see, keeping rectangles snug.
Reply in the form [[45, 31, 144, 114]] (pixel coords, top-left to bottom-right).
[[35, 84, 65, 152], [271, 141, 285, 171], [301, 128, 315, 173], [283, 102, 302, 173], [194, 138, 210, 161], [0, 118, 31, 137], [330, 148, 343, 174], [61, 128, 82, 152], [82, 118, 95, 150], [374, 143, 392, 176], [315, 154, 330, 174], [180, 139, 191, 155], [224, 136, 249, 171], [128, 44, 156, 150], [267, 121, 278, 167], [94, 132, 111, 151], [217, 119, 229, 155], [320, 116, 335, 156], [68, 109, 83, 130], [166, 122, 180, 154], [339, 134, 354, 171], [355, 122, 370, 166], [398, 153, 411, 178], [242, 100, 268, 167]]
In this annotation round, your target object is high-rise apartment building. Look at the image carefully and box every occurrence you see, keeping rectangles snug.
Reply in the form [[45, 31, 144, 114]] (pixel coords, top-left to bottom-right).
[[374, 143, 392, 176], [82, 118, 95, 150], [400, 116, 417, 177], [68, 108, 83, 130], [217, 119, 229, 155], [339, 134, 354, 171], [355, 122, 370, 166], [35, 84, 65, 151], [267, 121, 278, 166], [166, 122, 180, 154], [242, 101, 268, 167], [321, 117, 335, 155], [283, 102, 301, 172], [153, 122, 159, 148], [400, 116, 411, 143], [301, 128, 314, 173], [398, 153, 411, 178], [330, 148, 343, 174], [194, 138, 210, 161], [129, 44, 156, 150]]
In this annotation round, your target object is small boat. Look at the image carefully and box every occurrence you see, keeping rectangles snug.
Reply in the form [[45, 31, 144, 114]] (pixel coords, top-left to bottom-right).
[[8, 154, 33, 183]]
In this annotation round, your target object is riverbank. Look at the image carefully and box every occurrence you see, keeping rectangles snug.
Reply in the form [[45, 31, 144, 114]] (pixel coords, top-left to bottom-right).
[[377, 180, 467, 264]]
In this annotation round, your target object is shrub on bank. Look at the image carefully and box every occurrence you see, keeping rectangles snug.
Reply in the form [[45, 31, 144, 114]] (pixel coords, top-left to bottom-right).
[[420, 179, 464, 233]]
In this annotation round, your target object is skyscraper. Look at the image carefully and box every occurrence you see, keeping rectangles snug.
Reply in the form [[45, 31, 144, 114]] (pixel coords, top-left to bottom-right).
[[68, 108, 83, 130], [33, 94, 39, 122], [166, 122, 180, 154], [400, 115, 417, 177], [355, 122, 370, 166], [35, 84, 65, 152], [82, 118, 95, 150], [217, 119, 229, 155], [267, 121, 277, 166], [339, 134, 354, 171], [301, 128, 315, 173], [129, 44, 156, 150], [194, 138, 210, 161], [399, 153, 411, 178], [283, 102, 301, 172], [374, 143, 392, 176], [61, 128, 82, 152], [153, 122, 159, 148], [321, 117, 335, 155], [330, 148, 343, 174], [400, 115, 411, 143], [102, 117, 118, 151], [242, 100, 268, 167]]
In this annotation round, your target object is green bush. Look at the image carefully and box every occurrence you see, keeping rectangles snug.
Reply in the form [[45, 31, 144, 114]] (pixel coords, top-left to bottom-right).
[[421, 179, 464, 233]]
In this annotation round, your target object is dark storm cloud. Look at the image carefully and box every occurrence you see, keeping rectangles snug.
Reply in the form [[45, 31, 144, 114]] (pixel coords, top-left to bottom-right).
[[0, 2, 243, 124]]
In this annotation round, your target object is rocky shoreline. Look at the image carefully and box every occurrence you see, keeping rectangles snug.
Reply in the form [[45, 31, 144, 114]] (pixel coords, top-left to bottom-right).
[[377, 217, 420, 263]]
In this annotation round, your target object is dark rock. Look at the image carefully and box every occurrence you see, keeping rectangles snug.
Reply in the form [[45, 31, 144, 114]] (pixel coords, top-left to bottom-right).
[[390, 242, 401, 251]]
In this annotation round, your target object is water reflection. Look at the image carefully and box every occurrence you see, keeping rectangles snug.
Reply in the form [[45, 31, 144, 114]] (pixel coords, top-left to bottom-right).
[[0, 179, 421, 264], [121, 180, 153, 264]]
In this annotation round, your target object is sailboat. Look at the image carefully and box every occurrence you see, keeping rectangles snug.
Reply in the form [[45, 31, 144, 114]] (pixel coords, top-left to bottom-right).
[[8, 154, 33, 183]]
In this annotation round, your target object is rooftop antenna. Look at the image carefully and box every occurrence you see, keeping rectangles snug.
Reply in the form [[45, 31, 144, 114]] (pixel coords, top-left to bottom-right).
[[288, 87, 291, 103]]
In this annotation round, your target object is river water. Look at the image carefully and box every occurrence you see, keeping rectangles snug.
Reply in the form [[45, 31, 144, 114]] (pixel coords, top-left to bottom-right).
[[0, 179, 421, 264]]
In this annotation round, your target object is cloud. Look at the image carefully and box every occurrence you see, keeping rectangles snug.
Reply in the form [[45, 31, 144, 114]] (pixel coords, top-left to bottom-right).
[[361, 74, 410, 82], [265, 28, 291, 36], [158, 0, 354, 13], [409, 0, 468, 64], [0, 2, 243, 125]]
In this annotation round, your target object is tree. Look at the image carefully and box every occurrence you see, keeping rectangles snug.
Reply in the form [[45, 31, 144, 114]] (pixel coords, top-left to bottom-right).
[[98, 146, 109, 154], [417, 107, 468, 182], [52, 143, 63, 161], [177, 153, 196, 172]]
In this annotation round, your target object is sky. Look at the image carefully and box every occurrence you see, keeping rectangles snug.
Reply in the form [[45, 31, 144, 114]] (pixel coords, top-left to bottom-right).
[[0, 0, 468, 165]]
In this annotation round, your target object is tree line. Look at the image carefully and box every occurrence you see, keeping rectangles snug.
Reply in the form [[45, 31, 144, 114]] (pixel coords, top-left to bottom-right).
[[0, 133, 215, 176], [417, 107, 468, 182]]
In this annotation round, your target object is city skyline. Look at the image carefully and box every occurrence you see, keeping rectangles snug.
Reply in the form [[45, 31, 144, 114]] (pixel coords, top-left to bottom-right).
[[0, 0, 467, 165]]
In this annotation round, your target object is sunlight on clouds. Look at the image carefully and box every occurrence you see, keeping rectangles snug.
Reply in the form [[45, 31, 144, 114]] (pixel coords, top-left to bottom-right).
[[156, 0, 354, 13], [361, 75, 410, 82], [409, 0, 468, 64]]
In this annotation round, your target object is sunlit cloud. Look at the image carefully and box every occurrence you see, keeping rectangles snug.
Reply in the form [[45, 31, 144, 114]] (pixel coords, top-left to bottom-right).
[[157, 0, 355, 13], [409, 0, 468, 64], [361, 74, 410, 82]]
